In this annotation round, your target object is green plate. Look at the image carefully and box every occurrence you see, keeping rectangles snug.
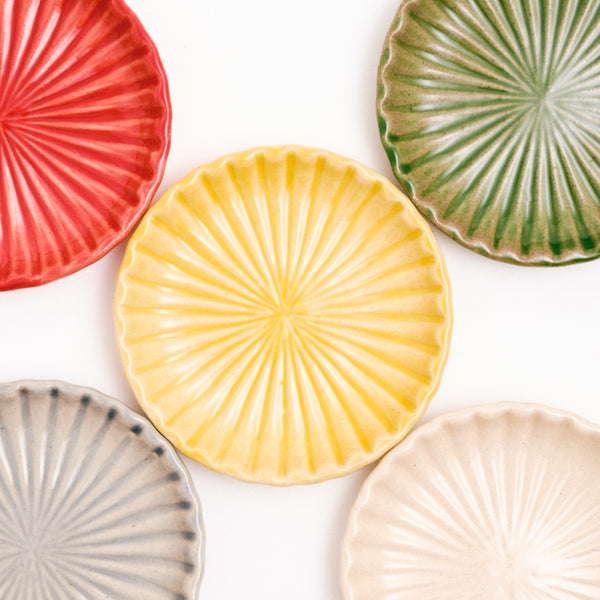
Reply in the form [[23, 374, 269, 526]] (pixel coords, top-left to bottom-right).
[[378, 0, 600, 265]]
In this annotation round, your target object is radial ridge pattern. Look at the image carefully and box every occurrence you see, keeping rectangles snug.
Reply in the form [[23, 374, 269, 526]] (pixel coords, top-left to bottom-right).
[[342, 403, 600, 600], [378, 0, 600, 264], [0, 0, 171, 289], [0, 381, 203, 599], [114, 146, 452, 484]]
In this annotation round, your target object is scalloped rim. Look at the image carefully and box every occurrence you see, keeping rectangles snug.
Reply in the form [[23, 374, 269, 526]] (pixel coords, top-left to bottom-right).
[[114, 144, 454, 485], [1, 0, 172, 291], [340, 401, 600, 599], [0, 378, 205, 597], [376, 0, 600, 267]]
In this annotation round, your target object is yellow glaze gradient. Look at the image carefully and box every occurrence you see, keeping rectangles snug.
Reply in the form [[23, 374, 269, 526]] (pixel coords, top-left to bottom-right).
[[114, 146, 452, 485]]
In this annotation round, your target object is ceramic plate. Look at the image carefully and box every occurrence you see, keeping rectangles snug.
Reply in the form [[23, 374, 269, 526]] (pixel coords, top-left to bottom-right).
[[114, 146, 452, 485], [378, 0, 600, 265], [341, 403, 600, 600], [0, 0, 171, 290], [0, 380, 203, 599]]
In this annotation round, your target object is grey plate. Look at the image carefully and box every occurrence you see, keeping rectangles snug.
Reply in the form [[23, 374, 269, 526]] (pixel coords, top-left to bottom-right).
[[0, 380, 204, 599]]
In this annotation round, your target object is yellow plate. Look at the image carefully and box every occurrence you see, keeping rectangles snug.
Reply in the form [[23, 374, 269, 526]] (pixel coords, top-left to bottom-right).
[[114, 146, 452, 485]]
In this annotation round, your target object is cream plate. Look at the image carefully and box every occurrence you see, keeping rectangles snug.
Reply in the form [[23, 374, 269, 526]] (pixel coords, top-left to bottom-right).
[[342, 403, 600, 600]]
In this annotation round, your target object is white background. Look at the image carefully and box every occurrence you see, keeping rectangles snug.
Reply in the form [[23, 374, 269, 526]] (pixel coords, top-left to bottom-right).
[[2, 0, 600, 598]]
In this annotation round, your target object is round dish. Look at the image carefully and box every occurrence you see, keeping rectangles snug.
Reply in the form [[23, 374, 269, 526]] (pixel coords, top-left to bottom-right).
[[0, 0, 171, 290], [0, 380, 204, 599], [114, 145, 452, 485], [378, 0, 600, 265], [341, 403, 600, 600]]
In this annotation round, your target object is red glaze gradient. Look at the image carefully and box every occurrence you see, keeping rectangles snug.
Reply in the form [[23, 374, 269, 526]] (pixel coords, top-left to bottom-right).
[[0, 0, 171, 290]]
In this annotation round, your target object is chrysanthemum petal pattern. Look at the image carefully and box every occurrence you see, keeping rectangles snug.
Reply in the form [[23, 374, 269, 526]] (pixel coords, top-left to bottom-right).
[[114, 146, 452, 485], [342, 404, 600, 600], [0, 0, 171, 289], [378, 0, 600, 265], [0, 380, 204, 599]]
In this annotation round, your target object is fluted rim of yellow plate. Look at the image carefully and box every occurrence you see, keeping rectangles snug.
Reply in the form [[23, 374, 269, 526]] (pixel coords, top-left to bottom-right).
[[114, 145, 453, 485]]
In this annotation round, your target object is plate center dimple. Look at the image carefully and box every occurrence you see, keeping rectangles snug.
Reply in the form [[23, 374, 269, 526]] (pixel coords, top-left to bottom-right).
[[483, 542, 543, 596]]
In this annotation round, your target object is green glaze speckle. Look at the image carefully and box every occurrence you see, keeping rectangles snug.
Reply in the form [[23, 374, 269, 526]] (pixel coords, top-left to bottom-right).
[[378, 0, 600, 265]]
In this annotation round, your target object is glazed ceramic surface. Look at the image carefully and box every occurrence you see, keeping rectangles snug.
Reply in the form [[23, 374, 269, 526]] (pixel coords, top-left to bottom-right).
[[0, 0, 171, 290], [0, 380, 203, 599], [114, 146, 452, 485], [378, 0, 600, 265], [341, 403, 600, 600]]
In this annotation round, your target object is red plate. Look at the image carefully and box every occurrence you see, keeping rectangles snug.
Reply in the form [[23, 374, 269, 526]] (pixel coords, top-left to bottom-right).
[[0, 0, 171, 290]]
